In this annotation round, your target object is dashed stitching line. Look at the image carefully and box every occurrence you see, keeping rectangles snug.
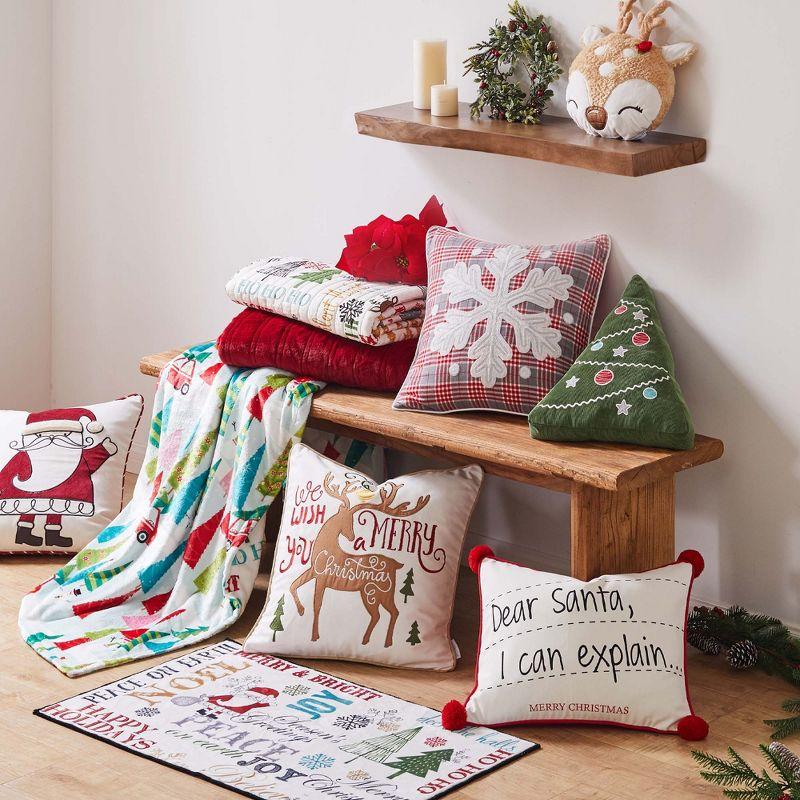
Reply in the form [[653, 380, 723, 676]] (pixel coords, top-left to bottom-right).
[[491, 576, 689, 600], [484, 667, 684, 691], [536, 375, 670, 410], [483, 619, 684, 651]]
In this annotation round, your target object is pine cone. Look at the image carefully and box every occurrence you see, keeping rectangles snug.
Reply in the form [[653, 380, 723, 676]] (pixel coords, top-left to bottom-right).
[[686, 630, 722, 656], [769, 742, 800, 781], [727, 640, 758, 670], [699, 636, 722, 656]]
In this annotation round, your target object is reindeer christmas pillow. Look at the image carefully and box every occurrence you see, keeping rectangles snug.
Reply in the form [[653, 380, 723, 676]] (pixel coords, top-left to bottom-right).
[[244, 443, 483, 670], [0, 395, 143, 554]]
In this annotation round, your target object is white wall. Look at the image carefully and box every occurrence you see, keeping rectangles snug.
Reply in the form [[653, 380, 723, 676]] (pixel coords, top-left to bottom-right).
[[0, 0, 51, 409], [49, 1, 800, 625]]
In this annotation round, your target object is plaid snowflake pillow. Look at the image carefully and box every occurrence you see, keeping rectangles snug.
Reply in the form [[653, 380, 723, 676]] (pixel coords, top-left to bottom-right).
[[394, 227, 610, 415]]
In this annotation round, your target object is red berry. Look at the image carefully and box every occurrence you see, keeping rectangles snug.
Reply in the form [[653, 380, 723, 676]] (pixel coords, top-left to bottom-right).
[[540, 24, 548, 33], [520, 21, 528, 30], [492, 49, 500, 58], [499, 112, 506, 120], [530, 71, 537, 80], [508, 20, 517, 32], [480, 81, 488, 89], [536, 89, 544, 97]]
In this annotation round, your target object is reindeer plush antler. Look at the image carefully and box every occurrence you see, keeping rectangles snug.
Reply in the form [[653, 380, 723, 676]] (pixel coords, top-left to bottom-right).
[[566, 0, 697, 140], [637, 0, 669, 41], [617, 0, 636, 34]]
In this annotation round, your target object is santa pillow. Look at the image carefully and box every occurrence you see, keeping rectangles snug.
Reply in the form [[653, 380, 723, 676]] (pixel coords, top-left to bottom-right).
[[0, 395, 143, 555]]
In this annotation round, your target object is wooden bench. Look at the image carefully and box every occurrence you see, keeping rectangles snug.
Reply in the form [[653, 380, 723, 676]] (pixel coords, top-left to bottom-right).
[[140, 349, 723, 581]]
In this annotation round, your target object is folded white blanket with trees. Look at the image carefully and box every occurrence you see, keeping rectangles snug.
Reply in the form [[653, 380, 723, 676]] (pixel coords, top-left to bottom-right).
[[19, 344, 321, 676], [226, 257, 426, 346]]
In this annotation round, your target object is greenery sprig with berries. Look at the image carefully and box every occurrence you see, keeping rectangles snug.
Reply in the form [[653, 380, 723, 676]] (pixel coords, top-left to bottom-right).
[[463, 1, 562, 124]]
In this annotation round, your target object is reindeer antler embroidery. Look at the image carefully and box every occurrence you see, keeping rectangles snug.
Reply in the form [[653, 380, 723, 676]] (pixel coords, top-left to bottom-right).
[[637, 0, 669, 40], [617, 0, 636, 34], [322, 473, 360, 509], [351, 482, 431, 518]]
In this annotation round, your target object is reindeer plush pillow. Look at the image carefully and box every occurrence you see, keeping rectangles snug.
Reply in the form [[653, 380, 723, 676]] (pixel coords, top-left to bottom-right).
[[567, 1, 697, 140], [244, 443, 483, 670]]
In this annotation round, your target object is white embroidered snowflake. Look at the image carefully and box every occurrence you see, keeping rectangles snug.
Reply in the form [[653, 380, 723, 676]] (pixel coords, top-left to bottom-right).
[[424, 736, 448, 747], [334, 714, 372, 731], [283, 684, 311, 696], [377, 721, 401, 732], [299, 753, 335, 771], [134, 707, 160, 717], [431, 247, 573, 388]]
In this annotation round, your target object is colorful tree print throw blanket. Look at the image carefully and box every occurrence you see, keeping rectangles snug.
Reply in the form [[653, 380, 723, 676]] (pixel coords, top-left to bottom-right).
[[19, 344, 321, 677]]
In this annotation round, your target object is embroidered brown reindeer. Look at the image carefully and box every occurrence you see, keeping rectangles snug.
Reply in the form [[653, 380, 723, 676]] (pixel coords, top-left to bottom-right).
[[289, 474, 430, 648]]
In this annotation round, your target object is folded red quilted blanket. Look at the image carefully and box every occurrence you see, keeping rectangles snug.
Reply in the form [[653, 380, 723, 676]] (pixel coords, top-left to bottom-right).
[[217, 308, 417, 392]]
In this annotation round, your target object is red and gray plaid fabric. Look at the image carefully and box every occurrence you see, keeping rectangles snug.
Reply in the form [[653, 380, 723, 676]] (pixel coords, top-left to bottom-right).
[[394, 227, 610, 416]]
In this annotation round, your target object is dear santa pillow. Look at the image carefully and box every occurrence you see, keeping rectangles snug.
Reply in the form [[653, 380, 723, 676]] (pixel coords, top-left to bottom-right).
[[394, 226, 610, 415], [244, 443, 483, 670], [0, 395, 143, 554], [442, 547, 709, 740]]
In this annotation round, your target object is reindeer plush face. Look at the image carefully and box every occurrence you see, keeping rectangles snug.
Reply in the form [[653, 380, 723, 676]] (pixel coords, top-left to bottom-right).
[[566, 1, 696, 140]]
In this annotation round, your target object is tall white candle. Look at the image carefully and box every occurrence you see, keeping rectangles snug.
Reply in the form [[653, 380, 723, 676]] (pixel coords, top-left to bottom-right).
[[413, 39, 447, 110], [431, 84, 458, 117]]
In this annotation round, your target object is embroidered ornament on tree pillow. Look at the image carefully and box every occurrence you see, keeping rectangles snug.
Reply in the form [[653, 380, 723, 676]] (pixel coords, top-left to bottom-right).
[[0, 395, 143, 554], [442, 546, 709, 740], [528, 274, 694, 449], [394, 226, 610, 415], [244, 443, 483, 670]]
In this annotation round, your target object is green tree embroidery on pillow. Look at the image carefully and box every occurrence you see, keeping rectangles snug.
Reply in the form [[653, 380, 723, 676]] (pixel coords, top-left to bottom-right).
[[528, 275, 694, 450]]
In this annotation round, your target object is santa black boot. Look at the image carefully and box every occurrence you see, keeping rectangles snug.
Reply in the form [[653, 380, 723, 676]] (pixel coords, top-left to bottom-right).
[[44, 522, 72, 548], [15, 519, 43, 546]]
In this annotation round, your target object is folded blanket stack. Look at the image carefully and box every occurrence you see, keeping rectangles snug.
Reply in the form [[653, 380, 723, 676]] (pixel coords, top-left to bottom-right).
[[219, 257, 427, 390]]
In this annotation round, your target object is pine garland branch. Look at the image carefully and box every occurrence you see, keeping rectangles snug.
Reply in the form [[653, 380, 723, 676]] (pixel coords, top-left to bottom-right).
[[766, 699, 800, 740], [692, 745, 800, 798]]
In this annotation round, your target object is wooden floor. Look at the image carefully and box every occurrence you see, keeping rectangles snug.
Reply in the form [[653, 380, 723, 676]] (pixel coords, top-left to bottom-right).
[[0, 479, 783, 799]]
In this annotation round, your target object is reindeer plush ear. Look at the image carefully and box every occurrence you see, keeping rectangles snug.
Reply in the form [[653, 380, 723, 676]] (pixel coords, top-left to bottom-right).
[[581, 25, 610, 46], [662, 41, 698, 67]]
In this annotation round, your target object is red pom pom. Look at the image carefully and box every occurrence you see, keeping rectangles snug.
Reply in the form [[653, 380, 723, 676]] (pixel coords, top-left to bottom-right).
[[636, 40, 653, 53], [677, 714, 709, 741], [677, 549, 705, 578], [468, 545, 494, 574], [442, 700, 468, 731]]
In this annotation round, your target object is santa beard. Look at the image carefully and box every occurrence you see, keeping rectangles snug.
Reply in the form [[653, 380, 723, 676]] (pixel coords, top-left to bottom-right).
[[12, 435, 84, 492]]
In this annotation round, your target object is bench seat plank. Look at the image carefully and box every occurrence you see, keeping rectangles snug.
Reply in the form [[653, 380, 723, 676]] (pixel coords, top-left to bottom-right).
[[139, 349, 723, 493]]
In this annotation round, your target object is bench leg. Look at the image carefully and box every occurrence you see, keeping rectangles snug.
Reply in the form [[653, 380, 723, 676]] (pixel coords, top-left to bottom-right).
[[570, 477, 675, 580]]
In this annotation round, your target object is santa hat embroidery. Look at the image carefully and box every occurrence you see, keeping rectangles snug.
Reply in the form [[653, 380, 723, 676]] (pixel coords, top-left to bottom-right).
[[22, 407, 104, 437]]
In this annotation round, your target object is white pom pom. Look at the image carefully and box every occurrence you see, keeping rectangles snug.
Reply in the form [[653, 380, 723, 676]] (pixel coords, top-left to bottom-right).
[[84, 420, 104, 434]]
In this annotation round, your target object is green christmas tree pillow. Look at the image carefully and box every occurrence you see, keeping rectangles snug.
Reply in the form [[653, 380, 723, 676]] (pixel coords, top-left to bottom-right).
[[528, 275, 694, 450]]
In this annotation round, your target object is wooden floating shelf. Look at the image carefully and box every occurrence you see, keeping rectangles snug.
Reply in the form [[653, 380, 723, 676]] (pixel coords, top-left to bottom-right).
[[355, 102, 706, 177]]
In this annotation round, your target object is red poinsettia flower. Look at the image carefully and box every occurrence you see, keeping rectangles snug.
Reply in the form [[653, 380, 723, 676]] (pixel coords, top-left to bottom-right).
[[336, 195, 448, 285]]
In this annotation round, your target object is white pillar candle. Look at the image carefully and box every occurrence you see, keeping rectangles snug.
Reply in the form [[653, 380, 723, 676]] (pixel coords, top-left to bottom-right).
[[430, 84, 458, 117], [413, 39, 447, 110]]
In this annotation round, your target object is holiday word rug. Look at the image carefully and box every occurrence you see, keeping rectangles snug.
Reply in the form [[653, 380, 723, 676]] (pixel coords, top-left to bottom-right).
[[35, 640, 538, 799]]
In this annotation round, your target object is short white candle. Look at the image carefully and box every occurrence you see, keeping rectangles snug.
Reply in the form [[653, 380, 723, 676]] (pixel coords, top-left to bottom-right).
[[430, 84, 458, 117], [413, 39, 447, 110]]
